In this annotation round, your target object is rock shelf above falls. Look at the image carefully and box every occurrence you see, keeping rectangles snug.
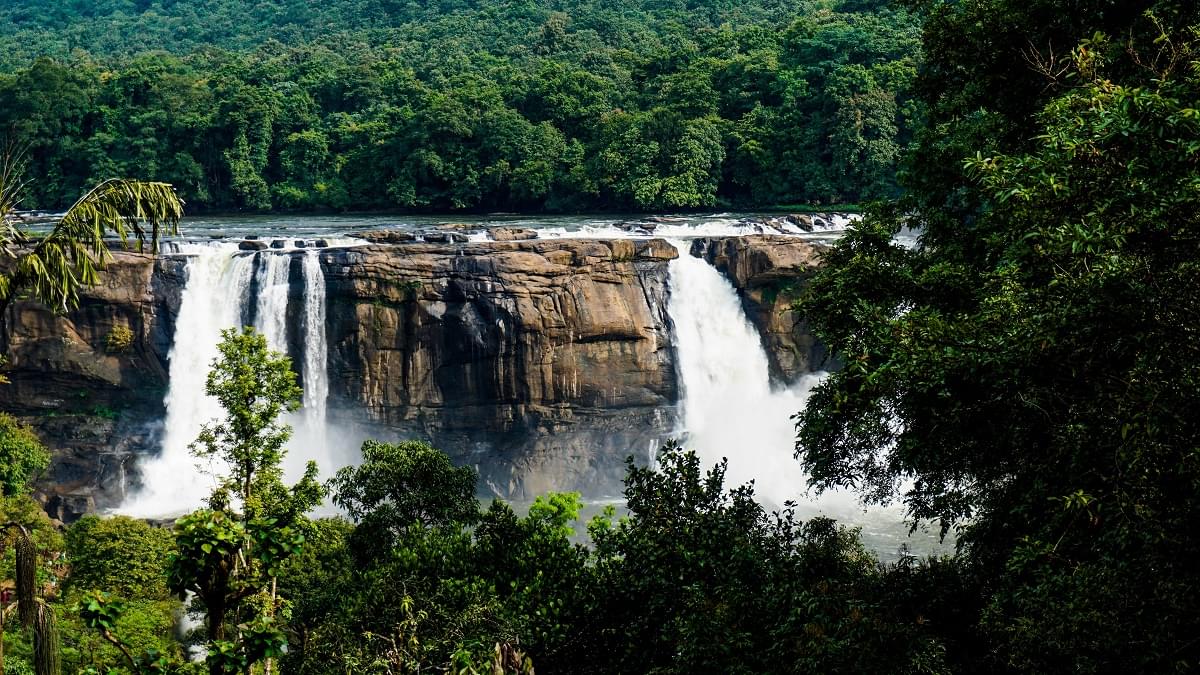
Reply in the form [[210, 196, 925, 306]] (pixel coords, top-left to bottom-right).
[[0, 236, 830, 521]]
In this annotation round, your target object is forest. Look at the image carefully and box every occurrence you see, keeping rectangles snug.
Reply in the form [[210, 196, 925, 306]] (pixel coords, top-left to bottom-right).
[[3, 0, 1200, 673], [0, 0, 917, 212]]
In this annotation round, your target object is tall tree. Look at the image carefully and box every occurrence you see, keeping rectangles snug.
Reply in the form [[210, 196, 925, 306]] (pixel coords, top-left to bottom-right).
[[169, 327, 322, 675], [797, 4, 1200, 670]]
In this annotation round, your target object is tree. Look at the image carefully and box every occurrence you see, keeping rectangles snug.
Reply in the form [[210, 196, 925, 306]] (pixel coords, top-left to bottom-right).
[[0, 142, 183, 315], [796, 6, 1200, 671], [191, 327, 320, 523], [169, 327, 322, 675], [292, 441, 550, 674], [329, 439, 478, 563], [585, 442, 943, 674], [0, 413, 49, 497], [65, 516, 173, 601]]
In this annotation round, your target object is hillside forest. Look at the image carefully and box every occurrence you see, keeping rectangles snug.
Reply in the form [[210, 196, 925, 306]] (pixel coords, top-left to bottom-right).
[[0, 0, 918, 212]]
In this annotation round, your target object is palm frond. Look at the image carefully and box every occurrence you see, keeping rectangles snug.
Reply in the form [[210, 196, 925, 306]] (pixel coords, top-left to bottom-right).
[[0, 140, 31, 245], [3, 178, 183, 312]]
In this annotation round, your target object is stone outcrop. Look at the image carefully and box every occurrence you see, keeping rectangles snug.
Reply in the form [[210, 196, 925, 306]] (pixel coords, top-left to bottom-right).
[[0, 251, 185, 520], [350, 229, 417, 244], [1, 239, 682, 515], [690, 235, 833, 382], [486, 227, 538, 241], [320, 238, 679, 498], [0, 233, 833, 518]]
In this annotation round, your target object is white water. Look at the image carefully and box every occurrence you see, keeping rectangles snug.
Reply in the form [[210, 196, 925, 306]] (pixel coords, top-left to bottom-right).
[[464, 213, 858, 243], [254, 252, 292, 351], [284, 251, 347, 490], [665, 242, 860, 517], [120, 245, 338, 517], [121, 246, 254, 516], [300, 251, 329, 446]]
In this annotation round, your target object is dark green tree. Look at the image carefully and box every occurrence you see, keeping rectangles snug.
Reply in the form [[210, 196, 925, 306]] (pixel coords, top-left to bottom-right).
[[797, 5, 1200, 671]]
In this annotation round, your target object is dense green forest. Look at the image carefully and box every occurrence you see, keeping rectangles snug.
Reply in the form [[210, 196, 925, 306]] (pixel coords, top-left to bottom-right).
[[0, 0, 918, 212], [3, 0, 1200, 673]]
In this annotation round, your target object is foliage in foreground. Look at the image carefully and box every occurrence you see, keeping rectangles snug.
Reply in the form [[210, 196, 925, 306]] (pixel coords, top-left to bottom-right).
[[280, 440, 946, 674], [797, 2, 1200, 671], [0, 142, 183, 333]]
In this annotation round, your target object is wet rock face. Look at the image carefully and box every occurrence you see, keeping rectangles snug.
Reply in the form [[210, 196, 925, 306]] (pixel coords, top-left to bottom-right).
[[0, 252, 185, 521], [690, 235, 833, 382], [1, 234, 827, 516], [320, 238, 680, 498]]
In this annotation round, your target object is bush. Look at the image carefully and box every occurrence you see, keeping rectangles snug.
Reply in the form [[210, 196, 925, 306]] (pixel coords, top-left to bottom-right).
[[0, 413, 50, 496], [105, 324, 134, 353]]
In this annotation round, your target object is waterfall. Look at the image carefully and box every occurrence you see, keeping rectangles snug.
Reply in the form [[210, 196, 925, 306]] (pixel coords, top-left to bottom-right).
[[301, 251, 329, 433], [254, 251, 292, 351], [665, 243, 854, 515], [121, 246, 334, 517], [121, 246, 254, 516], [285, 251, 335, 485]]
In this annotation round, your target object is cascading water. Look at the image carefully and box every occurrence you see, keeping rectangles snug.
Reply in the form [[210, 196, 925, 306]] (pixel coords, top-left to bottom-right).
[[286, 250, 341, 486], [121, 246, 254, 516], [300, 251, 329, 443], [121, 245, 335, 517], [254, 251, 293, 351], [665, 242, 857, 517]]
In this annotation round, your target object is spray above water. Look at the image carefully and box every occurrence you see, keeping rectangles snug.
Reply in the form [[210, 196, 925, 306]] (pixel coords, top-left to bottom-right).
[[120, 244, 339, 518], [664, 242, 859, 517]]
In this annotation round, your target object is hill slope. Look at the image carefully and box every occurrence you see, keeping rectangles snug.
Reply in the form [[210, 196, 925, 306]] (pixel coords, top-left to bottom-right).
[[0, 0, 919, 211]]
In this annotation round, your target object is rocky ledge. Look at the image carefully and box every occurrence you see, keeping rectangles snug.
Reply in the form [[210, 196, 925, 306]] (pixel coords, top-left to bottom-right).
[[319, 238, 680, 498], [0, 235, 833, 519], [691, 235, 833, 382]]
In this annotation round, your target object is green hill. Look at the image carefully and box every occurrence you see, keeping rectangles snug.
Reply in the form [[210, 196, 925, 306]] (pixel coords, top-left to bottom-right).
[[0, 0, 918, 212]]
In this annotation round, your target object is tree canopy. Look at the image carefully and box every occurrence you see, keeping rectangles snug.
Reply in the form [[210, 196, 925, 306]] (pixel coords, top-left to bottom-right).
[[0, 0, 919, 212], [796, 1, 1200, 670]]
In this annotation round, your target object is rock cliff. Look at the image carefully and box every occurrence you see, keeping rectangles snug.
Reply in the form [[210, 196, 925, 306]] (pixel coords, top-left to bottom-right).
[[0, 251, 184, 519], [1, 235, 830, 519], [319, 238, 679, 499], [690, 235, 833, 382], [1, 239, 681, 517]]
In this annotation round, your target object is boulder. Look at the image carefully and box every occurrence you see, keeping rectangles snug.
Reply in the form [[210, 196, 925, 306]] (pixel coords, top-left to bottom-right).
[[350, 229, 417, 244], [422, 232, 469, 243], [785, 214, 814, 231], [613, 219, 659, 233], [487, 227, 538, 241], [270, 239, 287, 249], [239, 240, 268, 251]]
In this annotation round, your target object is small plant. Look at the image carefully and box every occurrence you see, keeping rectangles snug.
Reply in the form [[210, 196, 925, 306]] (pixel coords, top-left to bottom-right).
[[90, 405, 118, 420], [105, 324, 134, 353]]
